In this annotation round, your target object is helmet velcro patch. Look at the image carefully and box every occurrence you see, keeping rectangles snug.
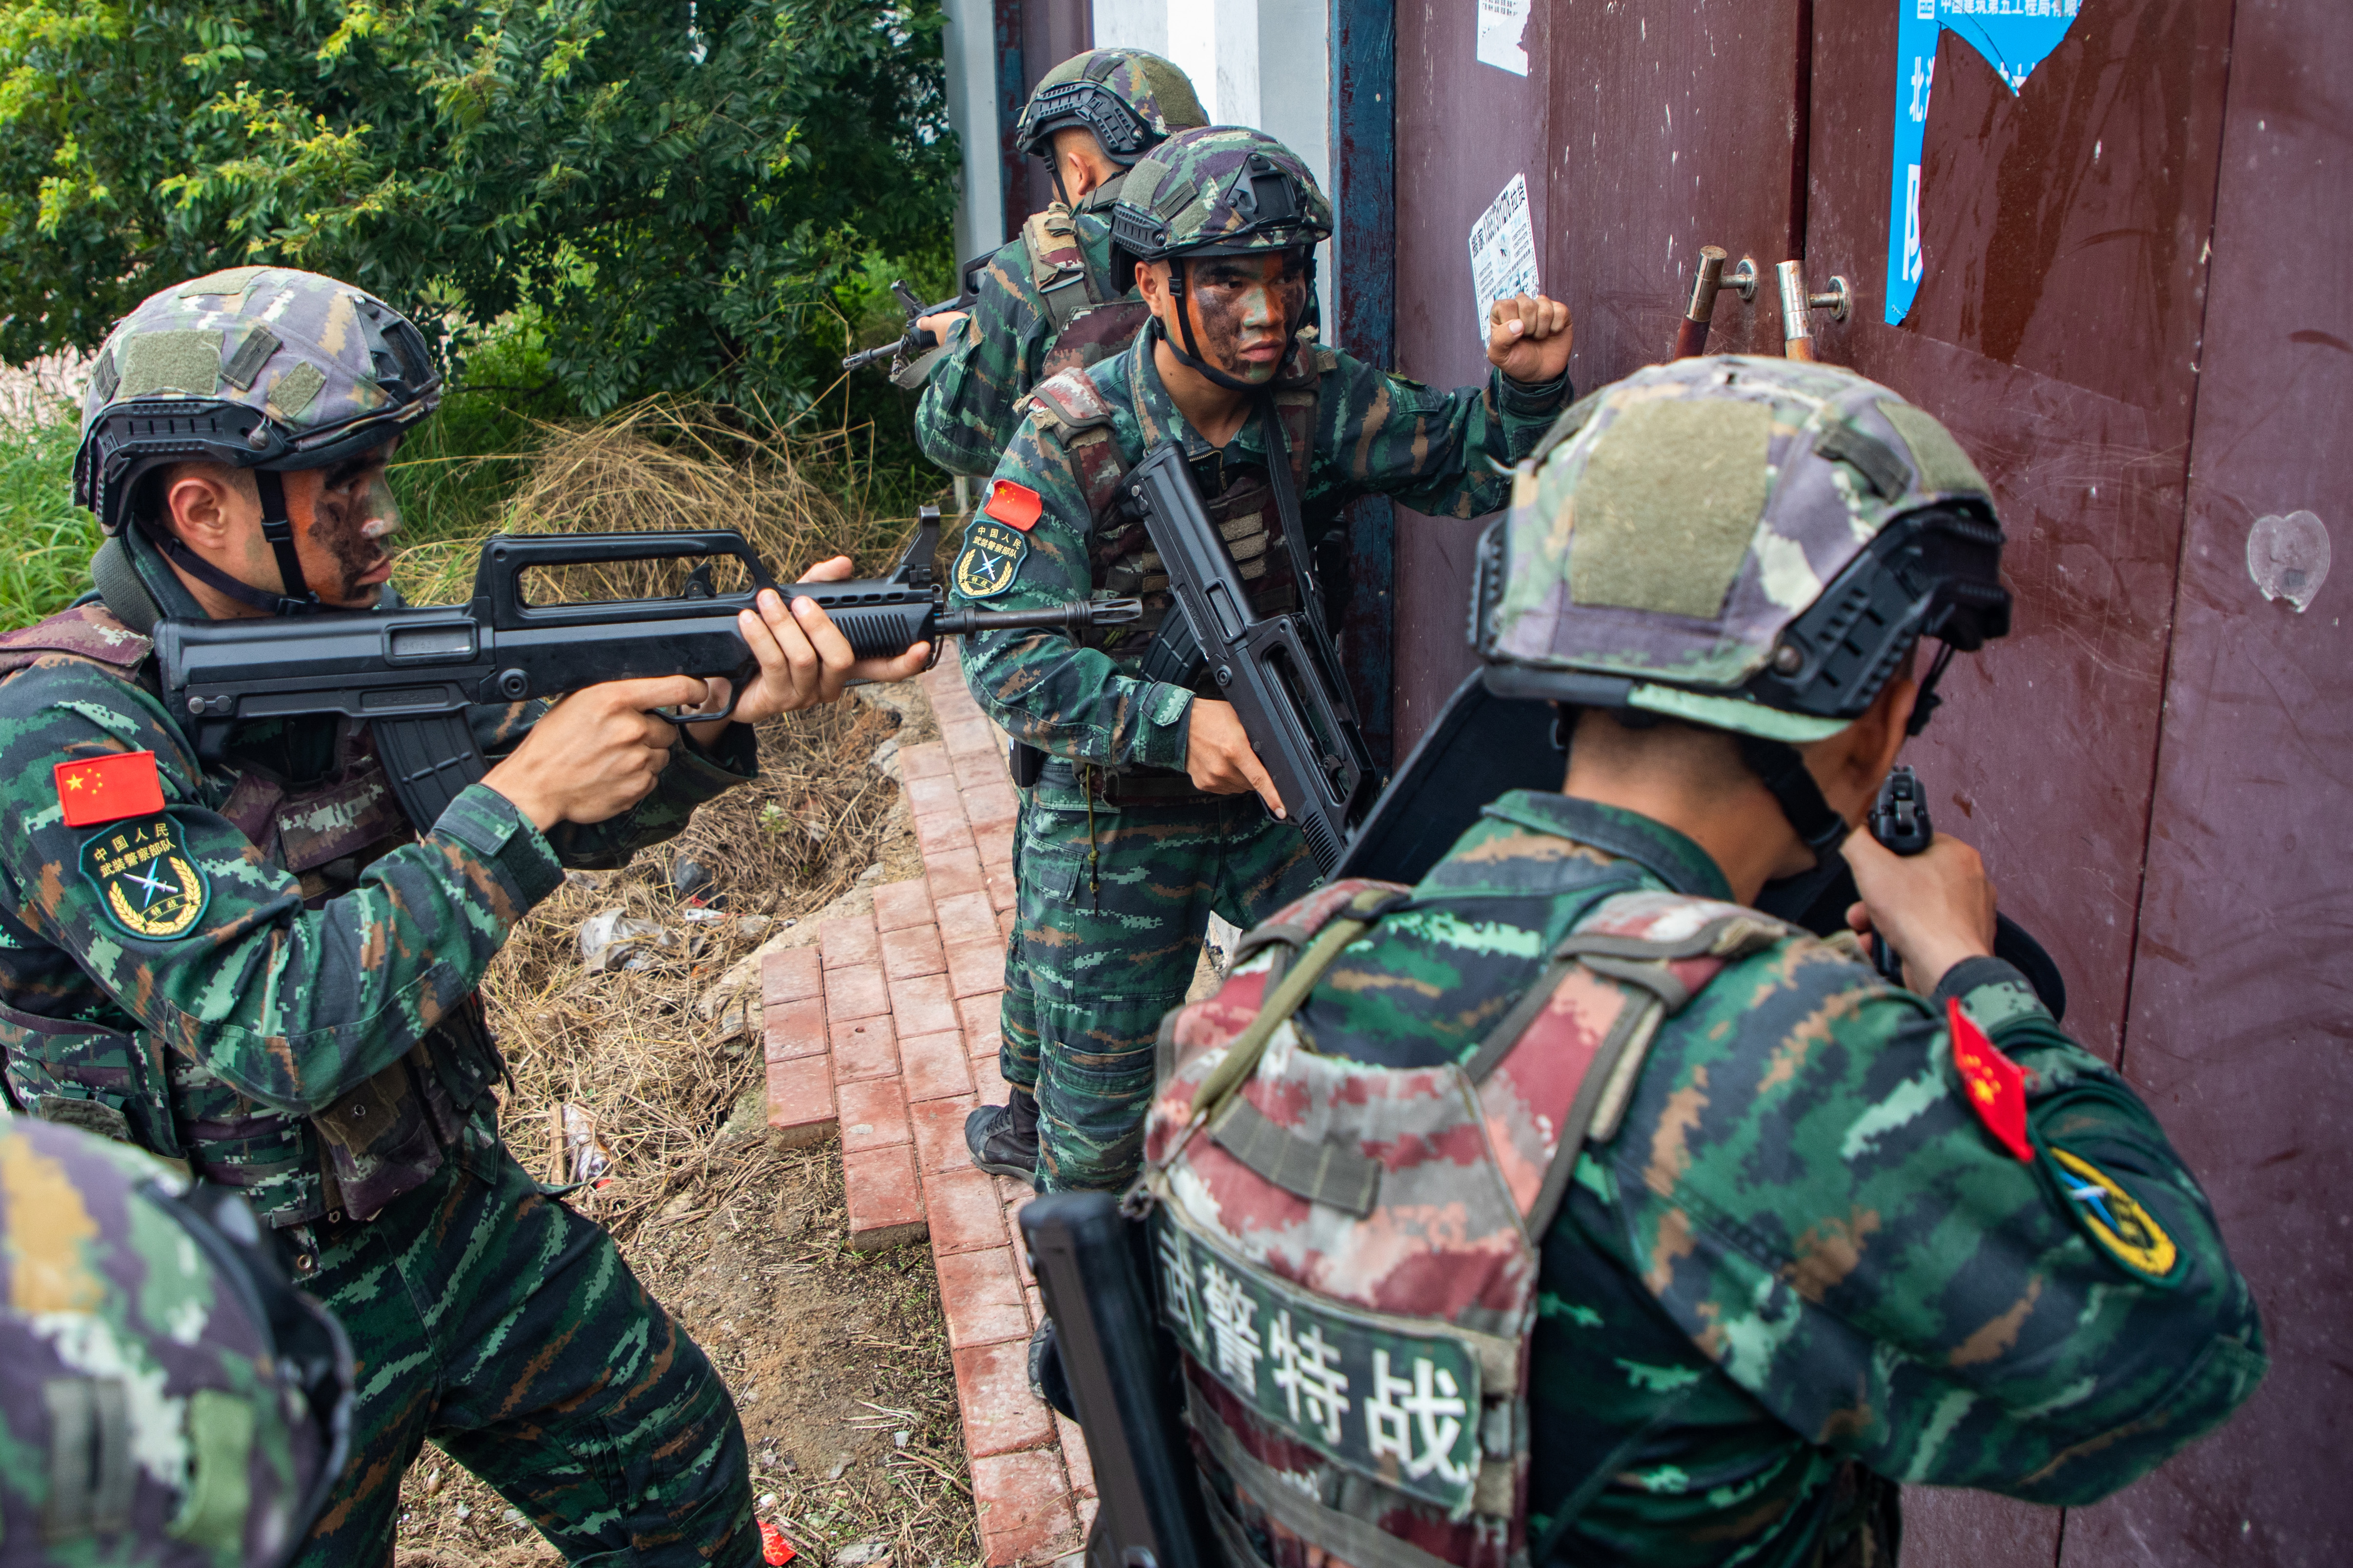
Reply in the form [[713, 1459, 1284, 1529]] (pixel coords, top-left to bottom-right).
[[266, 362, 327, 424], [1570, 399, 1771, 620], [117, 331, 223, 401], [1879, 400, 1990, 497]]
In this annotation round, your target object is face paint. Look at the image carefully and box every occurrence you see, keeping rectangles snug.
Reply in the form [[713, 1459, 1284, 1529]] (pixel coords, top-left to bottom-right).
[[1182, 256, 1308, 384], [306, 465, 403, 604]]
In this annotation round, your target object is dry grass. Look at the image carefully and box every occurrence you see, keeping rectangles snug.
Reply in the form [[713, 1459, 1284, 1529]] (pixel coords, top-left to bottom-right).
[[392, 397, 923, 609], [385, 406, 979, 1568]]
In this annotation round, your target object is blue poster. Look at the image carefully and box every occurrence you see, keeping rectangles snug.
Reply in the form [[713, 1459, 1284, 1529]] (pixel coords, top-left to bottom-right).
[[1886, 0, 2085, 325]]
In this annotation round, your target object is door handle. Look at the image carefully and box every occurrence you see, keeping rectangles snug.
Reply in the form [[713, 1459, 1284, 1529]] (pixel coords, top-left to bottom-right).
[[1776, 260, 1852, 361]]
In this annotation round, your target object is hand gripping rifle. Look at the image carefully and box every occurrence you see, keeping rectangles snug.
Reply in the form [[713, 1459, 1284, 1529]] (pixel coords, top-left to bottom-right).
[[1121, 440, 1381, 873], [155, 507, 1139, 831], [841, 256, 988, 388]]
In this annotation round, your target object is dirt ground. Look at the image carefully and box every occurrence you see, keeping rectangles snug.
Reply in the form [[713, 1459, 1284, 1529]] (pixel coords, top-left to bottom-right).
[[392, 683, 982, 1568]]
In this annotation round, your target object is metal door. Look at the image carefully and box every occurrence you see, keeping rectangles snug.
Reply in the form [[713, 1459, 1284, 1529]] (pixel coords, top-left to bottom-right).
[[1389, 0, 1808, 747]]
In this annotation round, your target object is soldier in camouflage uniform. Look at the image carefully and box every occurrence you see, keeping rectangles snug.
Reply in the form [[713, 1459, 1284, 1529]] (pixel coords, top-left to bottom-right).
[[0, 267, 924, 1566], [1138, 358, 2264, 1567], [949, 126, 1574, 1194], [912, 48, 1207, 476], [0, 1114, 353, 1567]]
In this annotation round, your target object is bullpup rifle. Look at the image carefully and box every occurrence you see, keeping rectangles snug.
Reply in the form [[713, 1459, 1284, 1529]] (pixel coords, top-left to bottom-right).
[[155, 507, 1138, 831], [1122, 440, 1381, 874]]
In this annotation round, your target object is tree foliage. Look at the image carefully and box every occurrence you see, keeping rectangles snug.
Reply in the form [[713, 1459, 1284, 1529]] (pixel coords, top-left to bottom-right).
[[0, 0, 958, 419]]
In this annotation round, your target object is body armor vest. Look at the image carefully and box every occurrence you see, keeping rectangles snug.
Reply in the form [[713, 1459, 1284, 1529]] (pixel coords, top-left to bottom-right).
[[1139, 879, 1789, 1568], [0, 603, 505, 1229], [1023, 198, 1156, 382], [1027, 340, 1326, 651]]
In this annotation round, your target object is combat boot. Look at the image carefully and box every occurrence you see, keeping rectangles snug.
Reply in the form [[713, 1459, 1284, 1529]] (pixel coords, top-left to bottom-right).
[[964, 1088, 1039, 1186]]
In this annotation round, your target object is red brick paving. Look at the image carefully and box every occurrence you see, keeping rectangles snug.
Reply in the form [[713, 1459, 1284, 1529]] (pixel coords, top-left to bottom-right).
[[765, 643, 1082, 1565]]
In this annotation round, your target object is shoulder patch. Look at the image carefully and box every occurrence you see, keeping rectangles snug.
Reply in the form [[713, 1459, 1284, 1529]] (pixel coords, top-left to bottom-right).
[[1028, 369, 1116, 436], [79, 813, 209, 941], [2045, 1145, 2184, 1286], [56, 750, 166, 828], [953, 520, 1030, 601], [983, 478, 1043, 532]]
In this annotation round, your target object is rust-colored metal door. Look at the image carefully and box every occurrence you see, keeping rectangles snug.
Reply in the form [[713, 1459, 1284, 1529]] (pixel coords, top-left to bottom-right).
[[2067, 0, 2353, 1559], [1389, 0, 1808, 748]]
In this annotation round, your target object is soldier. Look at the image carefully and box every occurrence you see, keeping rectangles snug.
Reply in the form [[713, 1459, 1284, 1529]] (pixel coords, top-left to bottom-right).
[[1139, 358, 2265, 1566], [912, 47, 1207, 477], [0, 1114, 354, 1567], [948, 125, 1574, 1194], [0, 266, 927, 1565]]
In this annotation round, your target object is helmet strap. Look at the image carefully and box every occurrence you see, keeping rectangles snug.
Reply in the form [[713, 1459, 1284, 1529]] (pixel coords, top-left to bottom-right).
[[140, 468, 324, 618], [1906, 640, 1958, 737], [1734, 733, 1850, 866]]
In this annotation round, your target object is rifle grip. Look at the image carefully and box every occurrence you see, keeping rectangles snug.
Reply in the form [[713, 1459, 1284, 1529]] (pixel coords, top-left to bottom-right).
[[373, 712, 491, 831]]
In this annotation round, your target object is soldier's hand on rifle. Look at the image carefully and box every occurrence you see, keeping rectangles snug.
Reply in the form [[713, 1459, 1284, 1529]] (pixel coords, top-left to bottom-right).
[[1844, 830, 1999, 992], [917, 312, 969, 349], [484, 677, 705, 829], [1185, 698, 1287, 819], [682, 556, 935, 746], [1487, 292, 1573, 386]]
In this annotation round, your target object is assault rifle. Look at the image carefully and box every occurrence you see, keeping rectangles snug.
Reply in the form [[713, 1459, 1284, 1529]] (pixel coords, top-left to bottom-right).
[[155, 507, 1139, 831], [1020, 1193, 1211, 1568], [841, 257, 988, 386], [1122, 440, 1381, 873]]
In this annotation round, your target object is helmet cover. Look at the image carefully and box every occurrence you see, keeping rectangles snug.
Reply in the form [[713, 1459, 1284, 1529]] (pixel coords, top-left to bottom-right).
[[74, 266, 442, 534], [1107, 126, 1334, 272], [1477, 356, 2011, 741], [1017, 48, 1207, 163]]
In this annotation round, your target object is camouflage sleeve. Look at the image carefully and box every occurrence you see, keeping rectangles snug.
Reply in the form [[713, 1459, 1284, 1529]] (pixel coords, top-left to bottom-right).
[[947, 419, 1195, 770], [0, 662, 565, 1117], [1309, 349, 1569, 521], [915, 241, 1052, 477], [1607, 946, 2264, 1506]]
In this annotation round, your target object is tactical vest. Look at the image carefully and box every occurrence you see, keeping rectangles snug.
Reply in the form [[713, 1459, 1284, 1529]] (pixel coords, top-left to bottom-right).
[[1137, 879, 1791, 1568], [1025, 336, 1330, 649], [0, 603, 505, 1232], [1020, 185, 1159, 386]]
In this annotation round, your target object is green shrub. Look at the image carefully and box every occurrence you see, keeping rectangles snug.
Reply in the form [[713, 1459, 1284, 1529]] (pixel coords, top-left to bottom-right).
[[0, 406, 101, 631]]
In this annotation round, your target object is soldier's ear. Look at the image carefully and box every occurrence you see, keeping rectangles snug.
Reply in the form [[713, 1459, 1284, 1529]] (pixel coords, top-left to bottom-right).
[[161, 463, 254, 551]]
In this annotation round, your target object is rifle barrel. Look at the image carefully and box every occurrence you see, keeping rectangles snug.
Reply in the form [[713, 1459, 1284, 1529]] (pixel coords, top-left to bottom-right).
[[939, 598, 1142, 636]]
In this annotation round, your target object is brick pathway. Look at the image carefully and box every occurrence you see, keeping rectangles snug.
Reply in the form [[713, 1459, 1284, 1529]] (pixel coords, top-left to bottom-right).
[[764, 646, 1094, 1566]]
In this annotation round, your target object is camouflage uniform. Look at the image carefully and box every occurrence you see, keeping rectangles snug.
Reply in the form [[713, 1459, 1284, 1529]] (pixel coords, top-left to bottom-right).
[[914, 49, 1206, 478], [1135, 360, 2263, 1566], [950, 131, 1569, 1193], [2, 267, 764, 1567], [0, 1114, 352, 1567]]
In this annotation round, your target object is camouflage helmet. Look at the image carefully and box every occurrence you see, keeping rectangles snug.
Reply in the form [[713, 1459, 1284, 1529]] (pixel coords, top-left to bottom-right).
[[1015, 48, 1206, 164], [1107, 125, 1334, 272], [0, 1117, 354, 1567], [74, 266, 441, 538], [1476, 356, 2011, 744]]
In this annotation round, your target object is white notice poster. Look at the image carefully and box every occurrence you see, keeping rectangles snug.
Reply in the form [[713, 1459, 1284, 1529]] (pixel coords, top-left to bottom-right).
[[1476, 0, 1531, 76], [1467, 173, 1540, 347]]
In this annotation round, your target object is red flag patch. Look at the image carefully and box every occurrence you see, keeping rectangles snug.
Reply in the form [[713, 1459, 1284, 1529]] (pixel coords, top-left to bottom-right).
[[55, 751, 166, 828], [1948, 996, 2031, 1163], [983, 478, 1043, 532]]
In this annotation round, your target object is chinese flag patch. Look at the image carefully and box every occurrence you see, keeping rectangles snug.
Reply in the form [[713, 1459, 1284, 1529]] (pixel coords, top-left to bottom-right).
[[1948, 996, 2031, 1163], [983, 478, 1043, 532], [55, 751, 165, 829]]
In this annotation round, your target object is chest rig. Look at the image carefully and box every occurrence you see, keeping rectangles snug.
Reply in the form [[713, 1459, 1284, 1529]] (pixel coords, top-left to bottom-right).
[[0, 603, 505, 1230], [1136, 878, 1788, 1568], [1027, 337, 1330, 651], [1023, 190, 1157, 382]]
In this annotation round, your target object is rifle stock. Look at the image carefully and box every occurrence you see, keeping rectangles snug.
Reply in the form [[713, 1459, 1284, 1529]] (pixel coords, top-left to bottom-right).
[[156, 508, 1137, 828]]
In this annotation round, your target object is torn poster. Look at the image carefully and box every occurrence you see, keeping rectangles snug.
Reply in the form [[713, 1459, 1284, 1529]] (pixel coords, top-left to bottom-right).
[[1468, 173, 1540, 348], [1477, 0, 1532, 76], [1887, 0, 2085, 325]]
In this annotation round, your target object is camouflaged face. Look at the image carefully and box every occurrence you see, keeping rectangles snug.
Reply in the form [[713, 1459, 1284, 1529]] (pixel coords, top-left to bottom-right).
[[1484, 355, 1995, 711], [81, 267, 440, 453], [1114, 126, 1335, 258], [1021, 48, 1207, 159], [0, 1117, 334, 1566]]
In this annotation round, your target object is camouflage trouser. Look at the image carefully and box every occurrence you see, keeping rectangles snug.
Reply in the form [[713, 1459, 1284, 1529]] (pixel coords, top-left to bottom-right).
[[1006, 771, 1319, 1193], [296, 1128, 757, 1568]]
